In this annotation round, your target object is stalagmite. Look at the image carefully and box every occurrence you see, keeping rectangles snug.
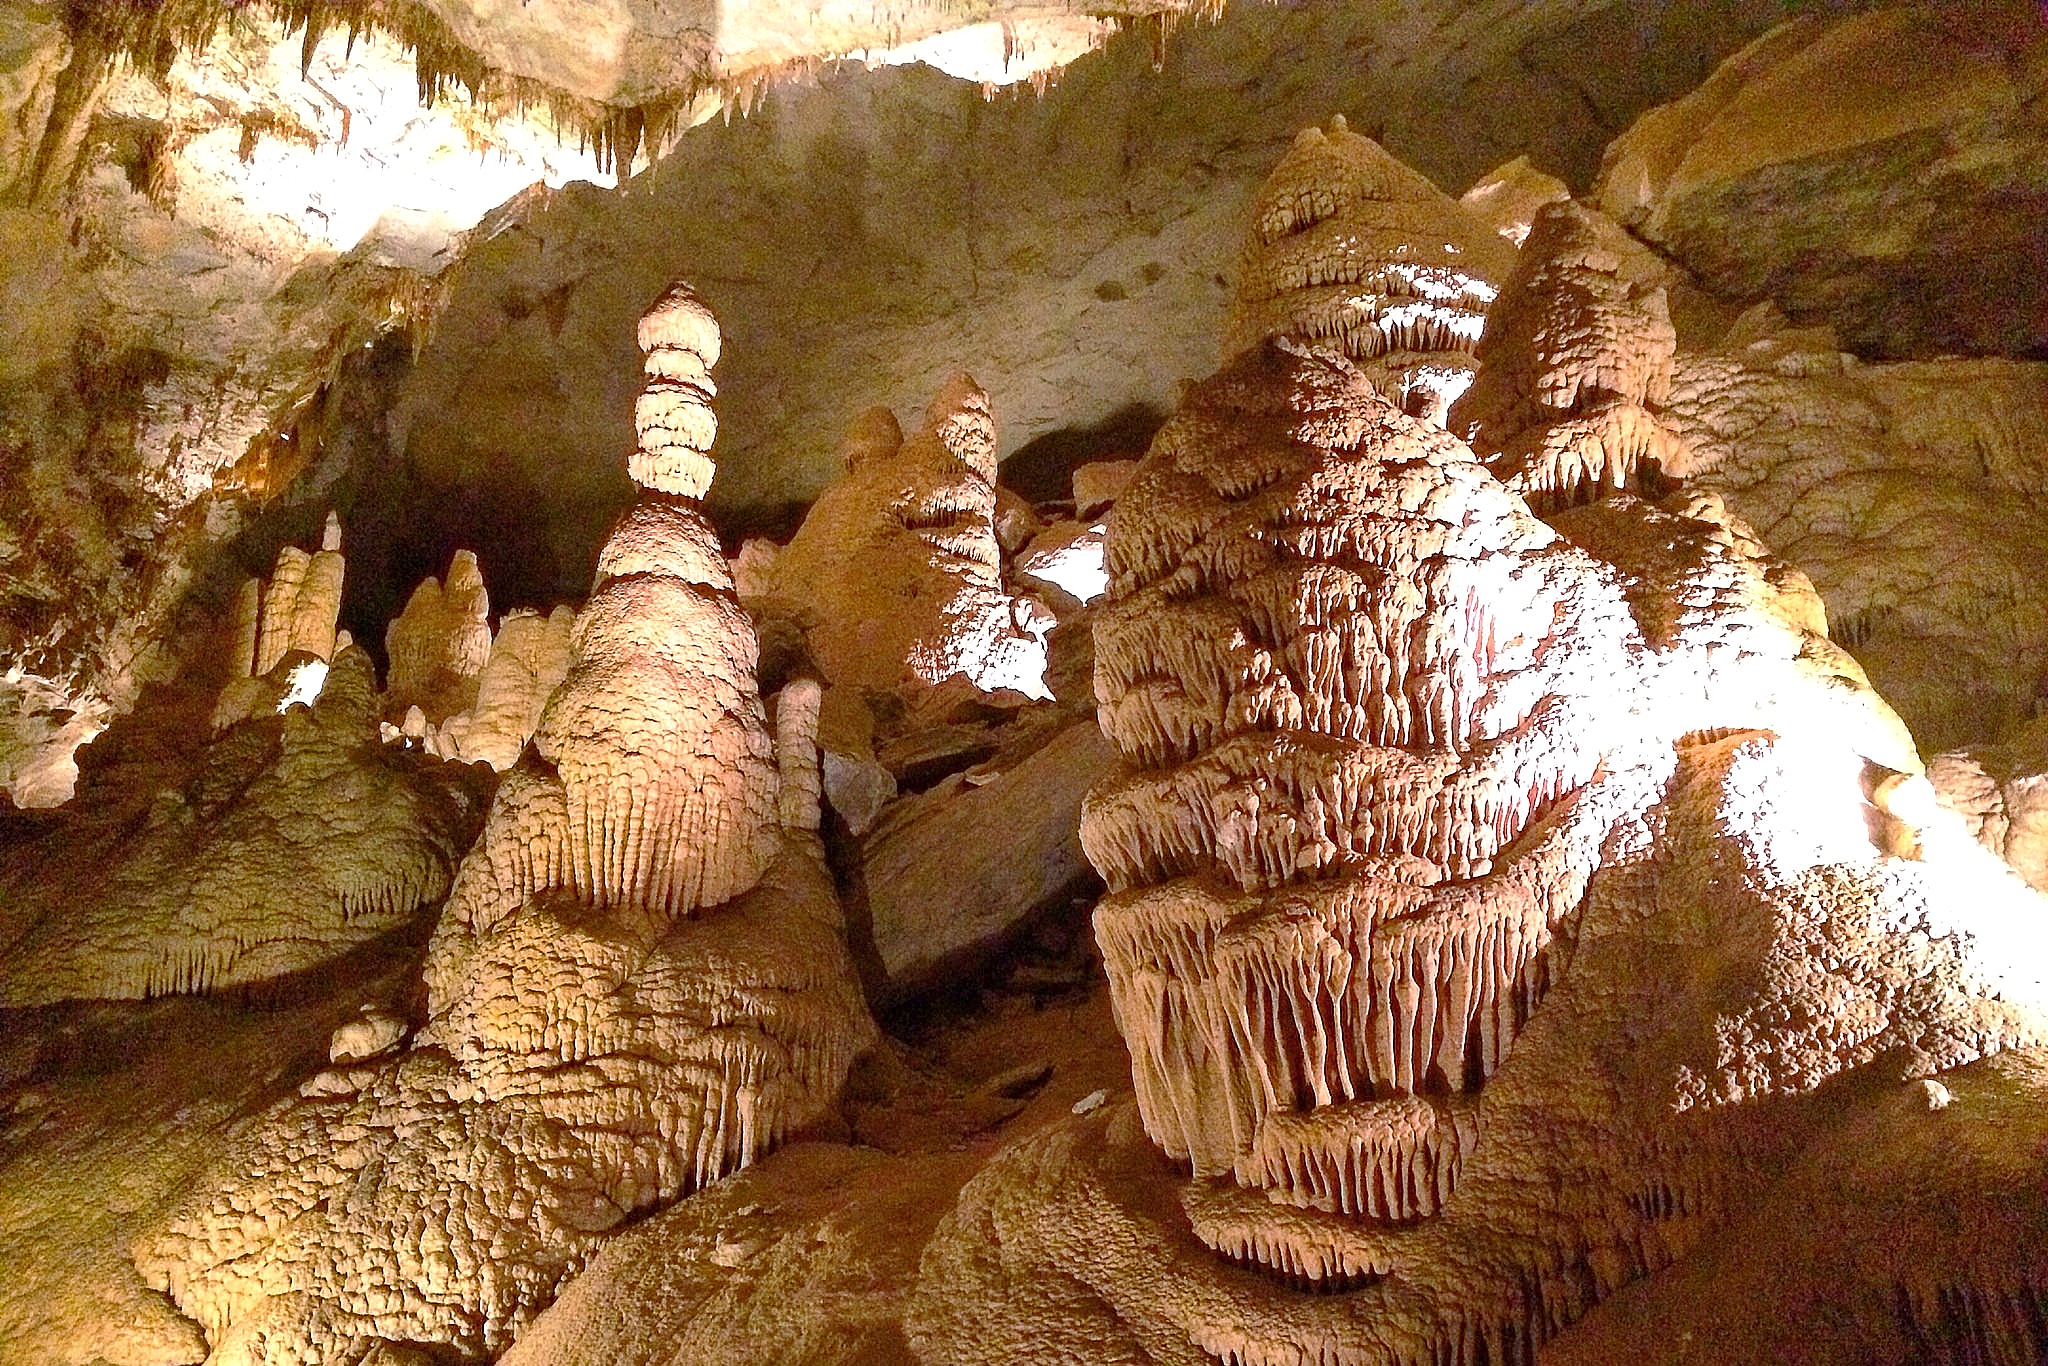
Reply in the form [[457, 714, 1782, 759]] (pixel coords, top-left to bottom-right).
[[1079, 336, 1642, 1189], [436, 605, 576, 770], [908, 125, 2046, 1366], [1226, 115, 1516, 426], [137, 283, 874, 1365], [1451, 198, 1686, 509], [534, 283, 780, 917], [775, 677, 825, 833], [253, 545, 308, 675], [385, 549, 494, 719], [764, 377, 1053, 699], [228, 576, 262, 678]]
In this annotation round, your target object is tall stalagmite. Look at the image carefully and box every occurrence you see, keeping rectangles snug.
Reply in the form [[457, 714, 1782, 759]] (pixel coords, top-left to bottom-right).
[[907, 126, 2048, 1366], [136, 284, 873, 1365]]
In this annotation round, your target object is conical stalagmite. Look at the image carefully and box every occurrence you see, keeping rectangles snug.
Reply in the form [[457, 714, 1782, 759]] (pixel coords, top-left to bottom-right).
[[138, 283, 873, 1366], [1451, 198, 1687, 508], [535, 283, 779, 918], [1227, 116, 1515, 425]]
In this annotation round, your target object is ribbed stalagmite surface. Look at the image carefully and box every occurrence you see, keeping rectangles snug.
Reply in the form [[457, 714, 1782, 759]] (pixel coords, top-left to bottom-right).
[[534, 283, 779, 919], [1081, 336, 1642, 1206], [1226, 116, 1516, 426], [764, 376, 1052, 698], [136, 285, 874, 1365], [908, 129, 2046, 1366], [1451, 198, 1686, 508], [435, 605, 577, 770]]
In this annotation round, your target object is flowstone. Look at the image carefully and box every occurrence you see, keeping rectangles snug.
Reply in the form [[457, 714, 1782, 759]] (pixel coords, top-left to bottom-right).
[[134, 285, 874, 1364], [0, 645, 488, 1006]]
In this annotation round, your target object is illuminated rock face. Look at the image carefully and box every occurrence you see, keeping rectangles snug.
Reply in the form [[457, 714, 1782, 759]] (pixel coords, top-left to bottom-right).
[[906, 169, 2048, 1364], [1451, 199, 1685, 509], [1226, 117, 1516, 426], [136, 285, 873, 1364], [767, 377, 1052, 699]]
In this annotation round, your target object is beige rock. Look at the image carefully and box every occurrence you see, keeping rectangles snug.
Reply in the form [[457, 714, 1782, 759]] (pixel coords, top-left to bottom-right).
[[775, 677, 825, 833], [1930, 719, 2048, 894], [0, 646, 489, 1006], [1592, 6, 2048, 358], [992, 485, 1044, 557], [1459, 153, 1570, 246], [1070, 458, 1138, 519], [252, 545, 308, 676], [767, 375, 1052, 700], [730, 536, 781, 600], [863, 719, 1112, 1004], [911, 326, 2033, 1366], [384, 549, 494, 719], [1661, 350, 2048, 751], [437, 604, 575, 770], [1226, 115, 1515, 424], [1452, 198, 1685, 509]]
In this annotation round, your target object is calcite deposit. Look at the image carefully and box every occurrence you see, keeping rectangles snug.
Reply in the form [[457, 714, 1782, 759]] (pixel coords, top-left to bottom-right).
[[0, 6, 2046, 1364], [1226, 116, 1516, 425], [131, 285, 873, 1363], [765, 377, 1054, 699], [0, 640, 487, 1007], [908, 118, 2048, 1366]]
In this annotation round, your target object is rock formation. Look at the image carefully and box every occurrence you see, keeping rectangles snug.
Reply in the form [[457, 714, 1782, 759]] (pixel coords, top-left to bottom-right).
[[1451, 199, 1685, 510], [134, 285, 874, 1363], [213, 512, 352, 729], [906, 135, 2048, 1363], [434, 605, 578, 770], [384, 549, 494, 720], [765, 379, 1054, 700], [0, 645, 488, 1006], [1658, 341, 2048, 753], [1593, 4, 2048, 359], [1226, 116, 1516, 426], [1450, 173, 2048, 753], [1931, 719, 2048, 896]]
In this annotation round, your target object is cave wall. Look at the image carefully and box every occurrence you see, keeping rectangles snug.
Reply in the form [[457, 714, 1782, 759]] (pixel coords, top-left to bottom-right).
[[365, 0, 1879, 591]]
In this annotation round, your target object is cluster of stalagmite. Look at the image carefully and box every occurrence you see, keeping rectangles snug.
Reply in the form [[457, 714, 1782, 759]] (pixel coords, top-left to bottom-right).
[[1450, 199, 1686, 508], [0, 646, 487, 1006], [214, 512, 350, 728], [374, 555, 577, 771], [137, 285, 873, 1364], [1225, 116, 1516, 425], [763, 376, 1053, 698], [907, 120, 2048, 1366]]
